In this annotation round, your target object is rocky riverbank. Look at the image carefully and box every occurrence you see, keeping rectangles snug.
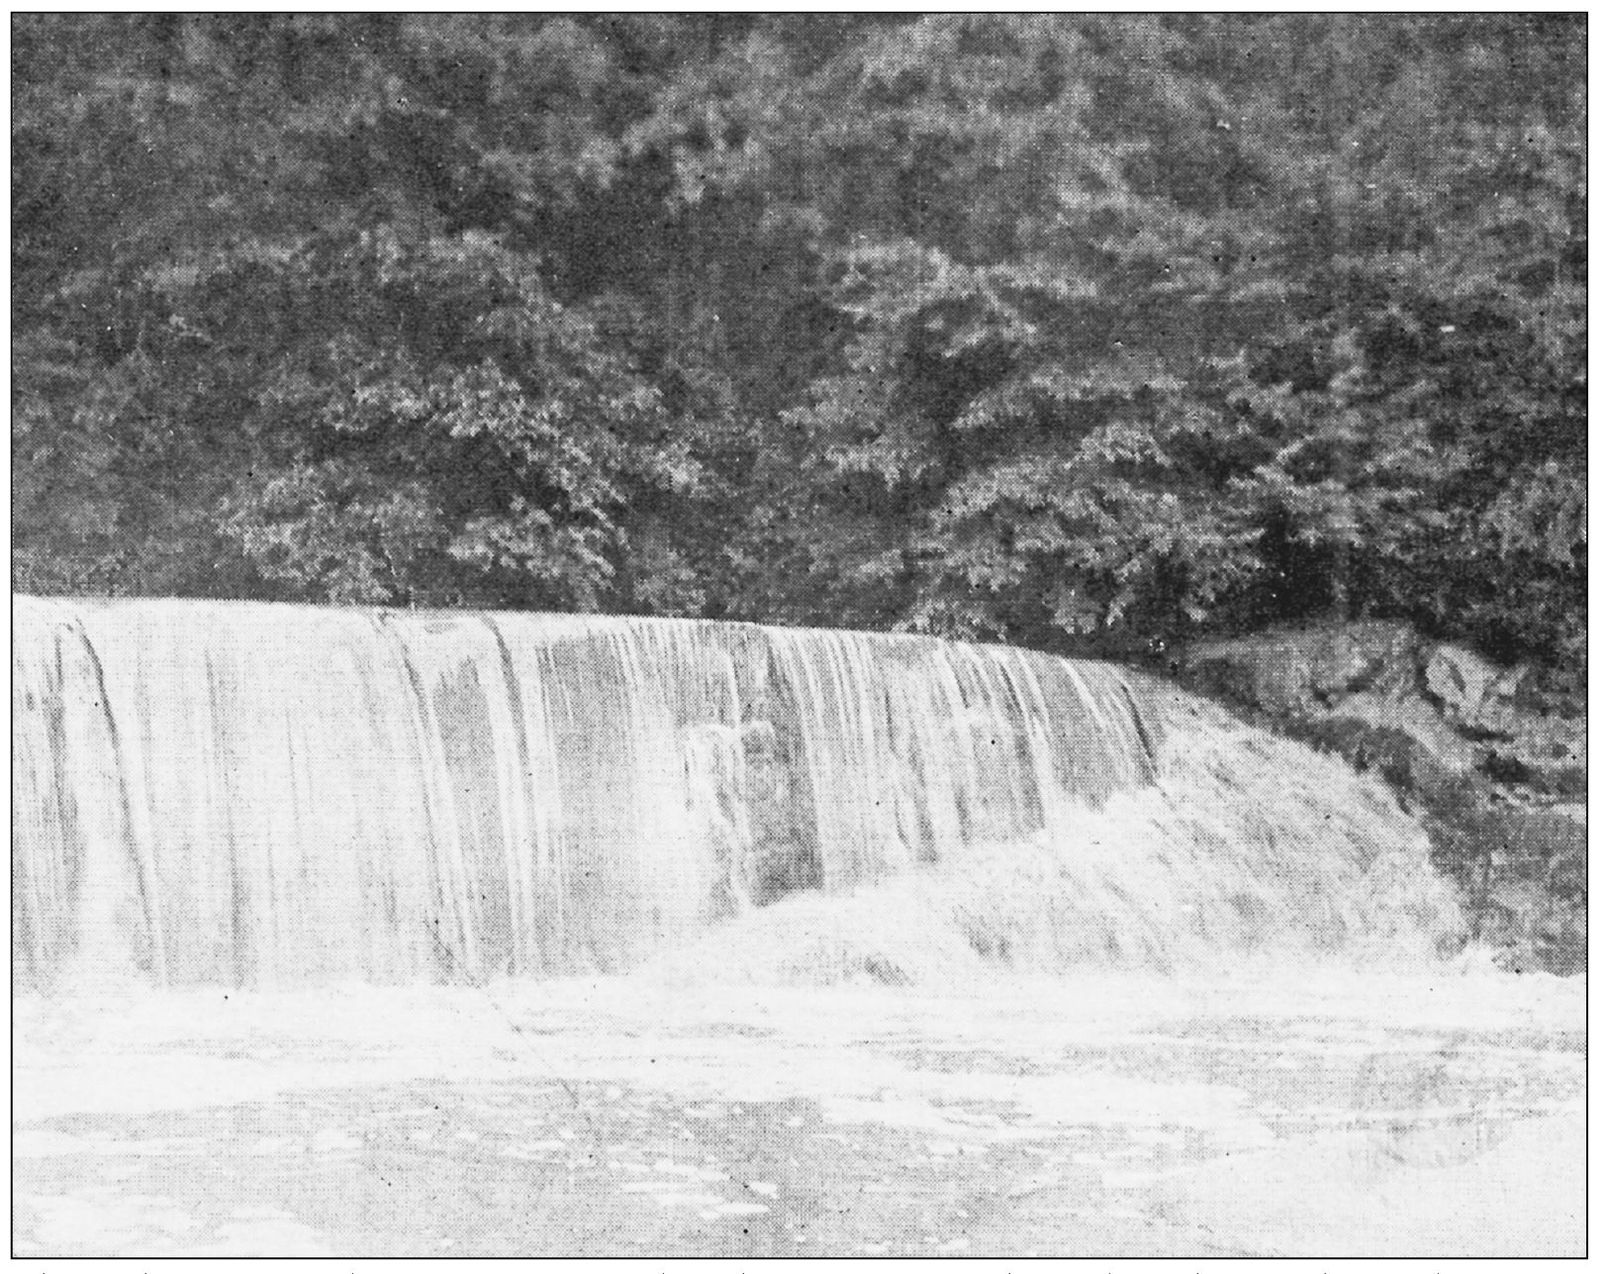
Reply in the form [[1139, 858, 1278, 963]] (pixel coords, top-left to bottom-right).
[[1177, 622, 1585, 976]]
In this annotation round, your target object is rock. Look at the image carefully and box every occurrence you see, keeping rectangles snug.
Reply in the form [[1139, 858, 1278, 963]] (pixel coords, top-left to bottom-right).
[[1496, 804, 1587, 874], [1183, 621, 1420, 715], [1181, 622, 1471, 797], [1420, 801, 1585, 975], [1440, 803, 1587, 874], [1178, 620, 1585, 978], [1299, 719, 1470, 811], [1324, 692, 1477, 783], [1478, 715, 1587, 798], [1423, 643, 1506, 725], [1180, 625, 1578, 794]]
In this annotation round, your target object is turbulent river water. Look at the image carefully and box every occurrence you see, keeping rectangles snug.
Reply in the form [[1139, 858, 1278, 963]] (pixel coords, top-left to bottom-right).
[[13, 969, 1585, 1257], [11, 598, 1585, 1256]]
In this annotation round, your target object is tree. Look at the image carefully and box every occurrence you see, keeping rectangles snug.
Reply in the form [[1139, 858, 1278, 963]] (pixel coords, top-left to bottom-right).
[[12, 15, 1587, 677], [1214, 16, 1586, 668], [12, 15, 732, 610]]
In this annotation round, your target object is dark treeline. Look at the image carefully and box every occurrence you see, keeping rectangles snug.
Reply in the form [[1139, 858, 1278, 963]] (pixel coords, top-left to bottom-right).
[[13, 15, 1586, 676]]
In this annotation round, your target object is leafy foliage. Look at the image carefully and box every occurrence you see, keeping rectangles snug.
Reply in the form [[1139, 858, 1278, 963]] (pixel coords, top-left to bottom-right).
[[12, 15, 1586, 676]]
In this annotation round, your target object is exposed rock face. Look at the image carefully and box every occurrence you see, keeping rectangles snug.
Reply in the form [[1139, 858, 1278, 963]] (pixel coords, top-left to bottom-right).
[[1186, 621, 1423, 712], [1181, 622, 1584, 795], [1179, 621, 1586, 976]]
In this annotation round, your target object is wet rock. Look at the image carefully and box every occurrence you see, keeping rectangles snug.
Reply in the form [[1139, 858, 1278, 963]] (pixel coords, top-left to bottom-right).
[[1178, 621, 1586, 976], [740, 718, 824, 904], [1183, 621, 1420, 713]]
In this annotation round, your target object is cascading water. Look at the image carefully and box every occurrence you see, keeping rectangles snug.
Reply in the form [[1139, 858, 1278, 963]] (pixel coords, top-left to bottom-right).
[[13, 596, 1459, 991]]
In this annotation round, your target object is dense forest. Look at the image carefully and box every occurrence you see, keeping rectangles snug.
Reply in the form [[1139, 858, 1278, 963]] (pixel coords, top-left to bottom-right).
[[12, 15, 1586, 678]]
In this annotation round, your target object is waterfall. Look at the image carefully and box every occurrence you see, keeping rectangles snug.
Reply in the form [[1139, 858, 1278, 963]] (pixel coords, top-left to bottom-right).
[[12, 596, 1458, 991]]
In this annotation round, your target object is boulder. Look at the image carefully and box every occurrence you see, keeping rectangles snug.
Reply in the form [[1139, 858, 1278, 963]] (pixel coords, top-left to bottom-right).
[[1423, 642, 1506, 724]]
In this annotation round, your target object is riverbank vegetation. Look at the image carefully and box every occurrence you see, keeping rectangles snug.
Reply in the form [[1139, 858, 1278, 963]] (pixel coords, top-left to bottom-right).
[[13, 15, 1585, 686]]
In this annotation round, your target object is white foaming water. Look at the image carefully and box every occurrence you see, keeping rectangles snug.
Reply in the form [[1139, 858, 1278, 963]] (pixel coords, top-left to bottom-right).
[[14, 596, 1458, 991]]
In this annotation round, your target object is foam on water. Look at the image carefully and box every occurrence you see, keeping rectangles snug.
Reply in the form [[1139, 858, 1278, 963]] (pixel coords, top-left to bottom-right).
[[14, 596, 1459, 990]]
